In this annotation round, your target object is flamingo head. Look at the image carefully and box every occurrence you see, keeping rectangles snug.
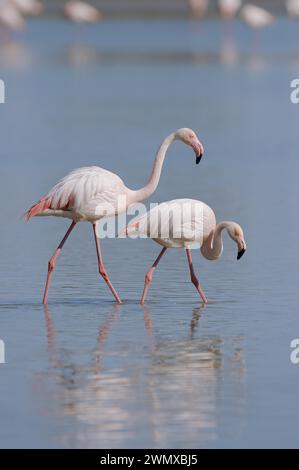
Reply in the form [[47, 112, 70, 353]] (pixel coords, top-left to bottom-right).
[[175, 128, 204, 164], [227, 222, 247, 260]]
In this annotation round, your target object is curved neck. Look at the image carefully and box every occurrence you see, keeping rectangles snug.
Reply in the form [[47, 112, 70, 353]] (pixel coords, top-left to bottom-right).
[[131, 132, 176, 203], [201, 222, 230, 261]]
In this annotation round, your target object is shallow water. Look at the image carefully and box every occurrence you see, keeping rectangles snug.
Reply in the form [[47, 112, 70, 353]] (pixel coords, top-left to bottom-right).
[[0, 18, 299, 448]]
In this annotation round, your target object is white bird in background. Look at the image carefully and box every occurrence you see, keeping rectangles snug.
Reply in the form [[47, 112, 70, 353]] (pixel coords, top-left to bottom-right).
[[125, 199, 246, 304], [240, 4, 274, 29], [0, 1, 25, 31], [286, 0, 299, 17], [188, 0, 209, 19], [286, 0, 299, 19], [64, 1, 102, 23], [26, 128, 204, 305], [11, 0, 43, 16], [218, 0, 242, 20]]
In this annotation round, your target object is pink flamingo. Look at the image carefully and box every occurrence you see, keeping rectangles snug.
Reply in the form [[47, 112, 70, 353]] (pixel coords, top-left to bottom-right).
[[240, 4, 274, 53], [0, 1, 25, 31], [240, 4, 274, 29], [11, 0, 43, 16], [125, 199, 246, 304], [287, 0, 299, 18], [64, 1, 102, 23], [286, 0, 299, 46], [218, 0, 241, 20], [188, 0, 209, 19], [26, 128, 204, 305]]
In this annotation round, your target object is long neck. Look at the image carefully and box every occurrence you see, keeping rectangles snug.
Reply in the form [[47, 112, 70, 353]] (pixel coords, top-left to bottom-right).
[[130, 132, 176, 203], [201, 222, 230, 261]]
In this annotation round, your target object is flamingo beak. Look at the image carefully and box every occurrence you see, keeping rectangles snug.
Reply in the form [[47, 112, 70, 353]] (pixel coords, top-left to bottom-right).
[[237, 248, 246, 260], [193, 140, 204, 164]]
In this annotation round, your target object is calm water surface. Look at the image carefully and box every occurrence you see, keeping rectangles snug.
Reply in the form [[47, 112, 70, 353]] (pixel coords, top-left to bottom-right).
[[0, 18, 299, 448]]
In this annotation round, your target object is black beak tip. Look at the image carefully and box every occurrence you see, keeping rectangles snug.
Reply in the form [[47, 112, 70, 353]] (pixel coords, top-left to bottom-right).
[[237, 248, 246, 260], [196, 155, 202, 165]]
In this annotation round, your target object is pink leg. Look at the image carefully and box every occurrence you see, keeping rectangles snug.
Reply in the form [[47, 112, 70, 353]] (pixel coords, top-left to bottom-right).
[[186, 248, 207, 303], [42, 221, 77, 305], [140, 247, 167, 305], [92, 224, 122, 304]]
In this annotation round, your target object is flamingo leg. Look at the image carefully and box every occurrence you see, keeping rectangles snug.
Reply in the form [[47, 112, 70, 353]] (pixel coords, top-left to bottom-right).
[[140, 247, 167, 305], [186, 248, 207, 303], [92, 224, 122, 304], [42, 221, 77, 305]]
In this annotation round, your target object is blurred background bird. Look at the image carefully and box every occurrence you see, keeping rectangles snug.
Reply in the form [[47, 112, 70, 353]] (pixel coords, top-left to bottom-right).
[[64, 1, 102, 24]]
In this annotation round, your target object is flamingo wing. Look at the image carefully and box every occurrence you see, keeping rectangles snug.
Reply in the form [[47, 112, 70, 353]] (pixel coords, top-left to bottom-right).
[[125, 199, 216, 247], [26, 166, 126, 220]]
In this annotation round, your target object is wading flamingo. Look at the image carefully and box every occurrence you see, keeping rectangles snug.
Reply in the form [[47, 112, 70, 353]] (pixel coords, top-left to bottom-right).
[[64, 1, 102, 23], [11, 0, 43, 16], [125, 199, 246, 304], [286, 0, 299, 19], [240, 4, 274, 29], [286, 0, 299, 43], [188, 0, 209, 19], [0, 1, 25, 31], [25, 129, 204, 305], [218, 0, 241, 20]]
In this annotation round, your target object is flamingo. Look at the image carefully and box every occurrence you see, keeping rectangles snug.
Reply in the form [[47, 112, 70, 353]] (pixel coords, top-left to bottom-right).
[[64, 1, 102, 23], [286, 0, 299, 19], [25, 128, 204, 305], [124, 199, 246, 304], [0, 1, 25, 31], [286, 0, 299, 48], [11, 0, 43, 16], [188, 0, 209, 19], [218, 0, 241, 20], [240, 4, 274, 29]]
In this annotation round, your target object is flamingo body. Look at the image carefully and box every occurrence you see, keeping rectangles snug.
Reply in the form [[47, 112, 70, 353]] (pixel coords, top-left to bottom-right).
[[12, 0, 43, 16], [26, 166, 131, 222], [286, 0, 299, 18], [64, 1, 102, 23], [240, 4, 274, 29], [128, 199, 216, 249], [188, 0, 209, 18], [218, 0, 241, 19], [0, 1, 25, 30]]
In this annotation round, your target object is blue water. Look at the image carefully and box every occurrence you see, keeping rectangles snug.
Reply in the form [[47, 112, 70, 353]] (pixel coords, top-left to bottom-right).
[[0, 18, 299, 448]]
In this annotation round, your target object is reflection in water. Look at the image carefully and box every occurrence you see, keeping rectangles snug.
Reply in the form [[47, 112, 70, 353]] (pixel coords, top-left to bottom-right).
[[42, 303, 246, 448], [0, 41, 32, 69], [67, 43, 100, 67], [53, 42, 294, 69], [220, 37, 239, 66]]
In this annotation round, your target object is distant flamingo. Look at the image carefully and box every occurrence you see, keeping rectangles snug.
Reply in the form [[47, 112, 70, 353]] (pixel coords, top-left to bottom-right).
[[240, 4, 274, 54], [11, 0, 43, 16], [286, 0, 299, 19], [64, 1, 102, 23], [125, 199, 246, 304], [0, 1, 25, 31], [188, 0, 209, 19], [26, 129, 204, 305], [286, 0, 299, 47], [218, 0, 241, 20], [240, 4, 274, 29]]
